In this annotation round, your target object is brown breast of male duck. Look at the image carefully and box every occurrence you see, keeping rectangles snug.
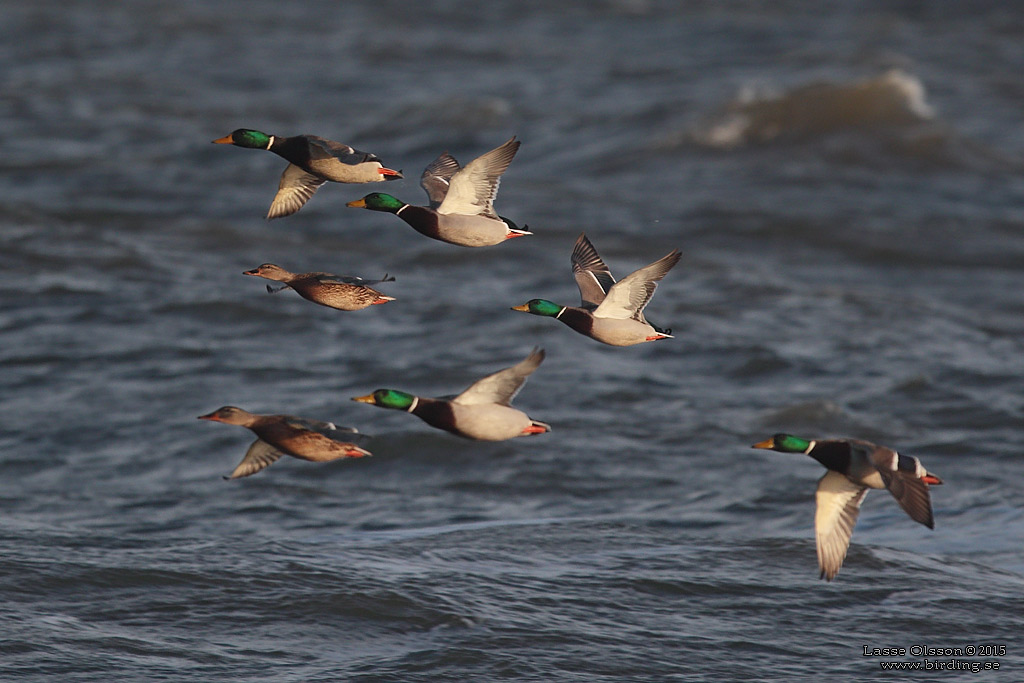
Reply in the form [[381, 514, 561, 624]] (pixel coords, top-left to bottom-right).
[[390, 204, 449, 242], [404, 398, 461, 435], [550, 306, 598, 337]]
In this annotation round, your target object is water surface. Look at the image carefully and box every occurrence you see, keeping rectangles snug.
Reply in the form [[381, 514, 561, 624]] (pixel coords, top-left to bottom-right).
[[2, 2, 1023, 680]]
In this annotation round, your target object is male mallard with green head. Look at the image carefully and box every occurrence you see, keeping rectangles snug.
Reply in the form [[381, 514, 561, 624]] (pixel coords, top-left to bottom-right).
[[752, 433, 942, 581], [346, 137, 530, 247], [213, 128, 402, 219], [512, 233, 680, 346], [243, 263, 395, 311], [352, 348, 550, 441], [199, 406, 371, 479]]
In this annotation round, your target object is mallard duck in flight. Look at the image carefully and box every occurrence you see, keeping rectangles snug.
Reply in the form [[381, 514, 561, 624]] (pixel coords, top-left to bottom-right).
[[512, 233, 680, 346], [199, 406, 371, 479], [752, 433, 942, 581], [346, 137, 529, 247], [352, 348, 550, 441], [213, 128, 402, 219], [243, 263, 395, 311]]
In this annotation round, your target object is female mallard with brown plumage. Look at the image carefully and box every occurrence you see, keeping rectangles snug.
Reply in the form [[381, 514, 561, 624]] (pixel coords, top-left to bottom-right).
[[243, 263, 395, 311], [199, 406, 371, 479]]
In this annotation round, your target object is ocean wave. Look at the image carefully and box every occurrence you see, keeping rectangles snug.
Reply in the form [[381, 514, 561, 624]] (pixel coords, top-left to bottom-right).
[[692, 70, 935, 149]]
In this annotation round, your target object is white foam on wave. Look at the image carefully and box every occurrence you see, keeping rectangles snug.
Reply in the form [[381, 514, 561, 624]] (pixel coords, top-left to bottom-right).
[[695, 69, 936, 149]]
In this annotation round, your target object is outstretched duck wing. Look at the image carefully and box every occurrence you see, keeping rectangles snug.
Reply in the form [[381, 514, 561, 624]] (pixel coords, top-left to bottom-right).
[[437, 137, 519, 219], [453, 347, 545, 407], [306, 136, 381, 165], [815, 470, 869, 581], [870, 447, 937, 529], [268, 164, 326, 219], [572, 233, 616, 309], [306, 272, 396, 287], [593, 249, 680, 322], [420, 151, 462, 209], [226, 439, 284, 480]]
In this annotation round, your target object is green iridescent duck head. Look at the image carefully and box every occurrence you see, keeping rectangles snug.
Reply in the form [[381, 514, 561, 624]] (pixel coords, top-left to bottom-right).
[[752, 433, 813, 453], [212, 128, 273, 149], [352, 389, 417, 411], [511, 299, 564, 318], [346, 193, 405, 213]]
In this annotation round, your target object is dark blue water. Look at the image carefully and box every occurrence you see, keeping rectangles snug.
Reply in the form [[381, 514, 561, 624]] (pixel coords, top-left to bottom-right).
[[2, 2, 1024, 680]]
